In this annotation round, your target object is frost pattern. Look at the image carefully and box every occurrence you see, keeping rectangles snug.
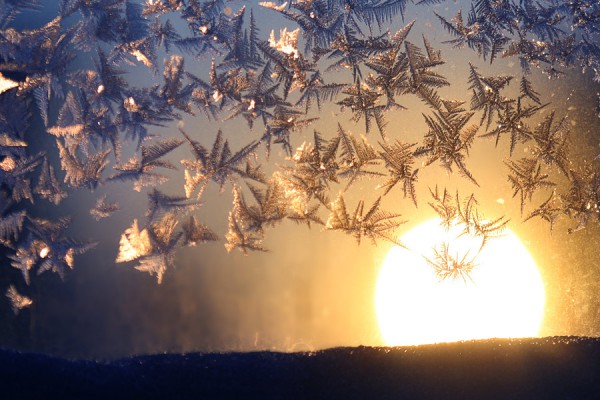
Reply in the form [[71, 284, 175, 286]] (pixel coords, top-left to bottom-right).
[[0, 0, 598, 308]]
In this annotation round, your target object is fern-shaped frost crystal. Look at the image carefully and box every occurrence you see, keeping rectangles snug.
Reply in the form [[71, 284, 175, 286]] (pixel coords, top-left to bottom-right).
[[116, 219, 153, 263], [6, 285, 32, 315], [325, 194, 404, 246]]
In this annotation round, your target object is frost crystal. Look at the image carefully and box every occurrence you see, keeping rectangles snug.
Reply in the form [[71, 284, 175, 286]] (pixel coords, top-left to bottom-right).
[[259, 2, 288, 12], [90, 195, 120, 220], [0, 73, 19, 94], [116, 220, 153, 263], [131, 50, 152, 67], [268, 28, 300, 59], [6, 285, 32, 315]]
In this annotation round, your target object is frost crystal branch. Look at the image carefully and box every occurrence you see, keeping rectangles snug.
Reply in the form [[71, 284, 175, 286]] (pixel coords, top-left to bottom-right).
[[325, 194, 404, 246], [6, 285, 32, 315], [424, 242, 477, 283], [506, 158, 555, 215]]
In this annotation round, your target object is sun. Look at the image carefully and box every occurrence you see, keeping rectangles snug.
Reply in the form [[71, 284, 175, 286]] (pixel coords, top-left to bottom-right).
[[375, 218, 545, 346]]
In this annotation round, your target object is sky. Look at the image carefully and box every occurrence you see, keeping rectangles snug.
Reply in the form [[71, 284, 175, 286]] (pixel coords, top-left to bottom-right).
[[1, 0, 600, 359]]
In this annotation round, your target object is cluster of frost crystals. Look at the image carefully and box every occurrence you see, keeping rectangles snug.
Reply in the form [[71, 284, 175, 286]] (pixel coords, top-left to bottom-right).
[[0, 0, 598, 314]]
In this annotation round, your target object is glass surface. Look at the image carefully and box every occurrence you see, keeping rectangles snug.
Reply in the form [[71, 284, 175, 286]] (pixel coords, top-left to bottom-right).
[[1, 0, 599, 359]]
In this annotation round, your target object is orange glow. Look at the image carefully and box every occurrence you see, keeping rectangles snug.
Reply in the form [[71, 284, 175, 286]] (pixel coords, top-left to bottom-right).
[[375, 219, 545, 346]]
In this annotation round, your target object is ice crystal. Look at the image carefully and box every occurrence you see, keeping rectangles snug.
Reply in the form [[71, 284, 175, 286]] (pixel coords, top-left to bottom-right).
[[428, 188, 509, 253], [182, 215, 218, 246], [506, 158, 556, 215], [325, 194, 405, 246], [5, 285, 32, 315], [269, 27, 300, 59], [90, 195, 121, 220], [377, 140, 418, 205], [424, 242, 478, 283], [109, 138, 183, 192], [415, 100, 479, 185], [115, 219, 153, 263], [180, 129, 259, 197], [0, 73, 19, 94], [524, 191, 561, 232], [225, 209, 268, 254]]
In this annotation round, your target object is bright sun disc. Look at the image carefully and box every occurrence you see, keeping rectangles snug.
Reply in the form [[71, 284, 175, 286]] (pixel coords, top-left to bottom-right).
[[375, 218, 545, 346]]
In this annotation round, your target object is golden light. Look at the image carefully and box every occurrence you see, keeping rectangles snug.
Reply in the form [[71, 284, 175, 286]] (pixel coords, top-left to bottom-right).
[[375, 219, 545, 346]]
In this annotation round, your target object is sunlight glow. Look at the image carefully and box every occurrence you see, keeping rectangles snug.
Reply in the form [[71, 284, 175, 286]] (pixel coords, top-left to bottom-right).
[[375, 219, 545, 346], [0, 72, 18, 94], [268, 27, 300, 59]]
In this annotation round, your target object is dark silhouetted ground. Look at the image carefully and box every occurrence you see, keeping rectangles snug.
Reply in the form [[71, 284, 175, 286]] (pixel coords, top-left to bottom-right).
[[1, 337, 598, 399]]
